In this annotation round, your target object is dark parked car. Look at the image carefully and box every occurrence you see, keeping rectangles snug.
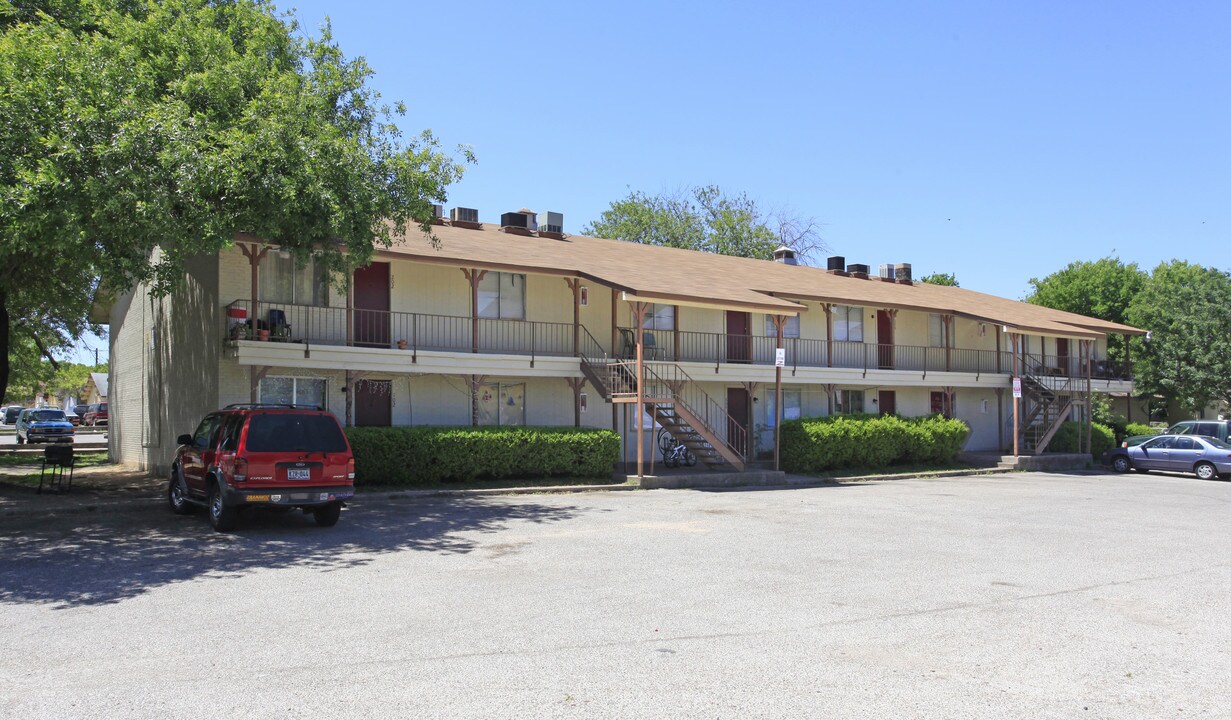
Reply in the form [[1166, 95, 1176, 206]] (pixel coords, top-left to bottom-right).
[[1122, 420, 1231, 448], [169, 404, 355, 532], [82, 402, 108, 426], [71, 404, 89, 426], [1108, 434, 1231, 480], [2, 406, 21, 425], [15, 408, 75, 444]]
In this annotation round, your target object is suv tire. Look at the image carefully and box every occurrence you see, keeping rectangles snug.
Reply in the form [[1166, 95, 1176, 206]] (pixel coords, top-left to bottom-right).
[[208, 480, 239, 532], [168, 467, 194, 515], [313, 502, 342, 528]]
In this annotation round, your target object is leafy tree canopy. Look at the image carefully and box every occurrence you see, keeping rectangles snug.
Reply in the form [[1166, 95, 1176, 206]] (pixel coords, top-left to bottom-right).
[[1026, 256, 1147, 364], [0, 0, 471, 400], [919, 272, 959, 286], [1126, 261, 1231, 417], [584, 186, 826, 261]]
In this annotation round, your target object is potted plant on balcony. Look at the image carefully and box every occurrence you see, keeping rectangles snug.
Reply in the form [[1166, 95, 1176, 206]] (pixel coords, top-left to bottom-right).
[[257, 328, 271, 341], [397, 339, 409, 350]]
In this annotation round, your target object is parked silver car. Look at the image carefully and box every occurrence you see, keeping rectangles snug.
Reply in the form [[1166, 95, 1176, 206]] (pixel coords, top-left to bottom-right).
[[1108, 434, 1231, 480]]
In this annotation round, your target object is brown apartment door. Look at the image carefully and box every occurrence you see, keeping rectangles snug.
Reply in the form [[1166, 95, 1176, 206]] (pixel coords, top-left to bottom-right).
[[726, 311, 752, 363], [877, 310, 894, 369], [355, 380, 392, 426], [727, 387, 750, 459], [353, 262, 391, 348], [878, 390, 896, 416], [1056, 338, 1071, 377]]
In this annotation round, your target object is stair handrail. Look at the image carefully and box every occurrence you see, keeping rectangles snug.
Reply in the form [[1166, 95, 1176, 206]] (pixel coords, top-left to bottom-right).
[[643, 361, 748, 462]]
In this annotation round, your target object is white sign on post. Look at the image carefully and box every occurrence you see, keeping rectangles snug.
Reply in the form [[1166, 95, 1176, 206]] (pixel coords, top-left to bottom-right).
[[1012, 378, 1022, 398], [775, 348, 786, 368]]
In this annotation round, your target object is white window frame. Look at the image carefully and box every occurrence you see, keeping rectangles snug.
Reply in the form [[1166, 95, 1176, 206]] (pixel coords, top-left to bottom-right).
[[477, 272, 526, 320], [766, 314, 800, 338], [259, 253, 328, 306], [258, 376, 328, 409], [766, 389, 802, 428], [477, 382, 526, 426], [833, 305, 864, 342], [639, 304, 675, 331]]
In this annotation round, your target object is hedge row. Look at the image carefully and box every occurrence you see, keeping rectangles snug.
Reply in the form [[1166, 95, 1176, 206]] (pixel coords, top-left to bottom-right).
[[780, 414, 970, 473], [1124, 422, 1160, 439], [1048, 421, 1116, 460], [345, 426, 621, 486]]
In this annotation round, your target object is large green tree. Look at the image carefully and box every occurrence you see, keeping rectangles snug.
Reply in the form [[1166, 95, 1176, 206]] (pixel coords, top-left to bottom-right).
[[0, 0, 471, 400], [919, 272, 959, 286], [584, 185, 825, 261], [1126, 261, 1231, 417], [1026, 257, 1147, 364]]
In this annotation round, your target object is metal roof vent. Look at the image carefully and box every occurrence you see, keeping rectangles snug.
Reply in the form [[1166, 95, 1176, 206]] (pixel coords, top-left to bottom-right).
[[826, 255, 848, 276], [879, 263, 898, 282], [773, 246, 799, 265], [500, 211, 535, 236], [540, 211, 564, 234], [450, 207, 480, 227], [895, 263, 913, 284]]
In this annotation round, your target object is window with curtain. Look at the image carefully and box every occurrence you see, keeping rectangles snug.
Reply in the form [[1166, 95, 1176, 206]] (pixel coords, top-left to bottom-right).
[[259, 376, 327, 409], [765, 314, 800, 338], [765, 389, 802, 428], [639, 304, 675, 330], [833, 306, 863, 342], [477, 383, 526, 426], [477, 272, 526, 319], [929, 314, 945, 347], [836, 389, 865, 414], [259, 253, 328, 306]]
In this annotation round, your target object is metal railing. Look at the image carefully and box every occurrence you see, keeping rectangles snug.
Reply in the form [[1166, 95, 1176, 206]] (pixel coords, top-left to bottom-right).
[[617, 327, 1131, 380], [224, 300, 578, 361]]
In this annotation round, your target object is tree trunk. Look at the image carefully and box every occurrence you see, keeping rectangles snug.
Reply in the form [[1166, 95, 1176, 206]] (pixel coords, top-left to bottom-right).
[[0, 288, 9, 404]]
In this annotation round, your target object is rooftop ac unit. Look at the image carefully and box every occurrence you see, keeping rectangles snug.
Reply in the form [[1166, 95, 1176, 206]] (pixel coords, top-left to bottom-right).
[[895, 263, 913, 283], [879, 263, 897, 279], [430, 204, 444, 219], [500, 212, 529, 229], [826, 256, 846, 271], [847, 263, 870, 277], [540, 211, 564, 234], [450, 207, 479, 224]]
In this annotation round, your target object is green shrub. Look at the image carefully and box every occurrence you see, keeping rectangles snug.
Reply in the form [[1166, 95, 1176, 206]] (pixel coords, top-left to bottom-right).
[[1048, 421, 1116, 459], [1124, 422, 1159, 439], [345, 426, 621, 486], [781, 414, 970, 474]]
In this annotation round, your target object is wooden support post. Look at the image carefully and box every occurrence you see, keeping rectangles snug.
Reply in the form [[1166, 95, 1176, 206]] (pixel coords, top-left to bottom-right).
[[943, 314, 954, 372], [824, 383, 837, 416], [567, 377, 586, 428], [461, 268, 487, 354], [995, 325, 1002, 374], [630, 301, 650, 480], [464, 374, 488, 427], [564, 278, 581, 356], [238, 242, 270, 337], [673, 306, 682, 361], [249, 366, 269, 404], [1124, 334, 1133, 423], [611, 288, 619, 358], [344, 370, 352, 427], [822, 303, 834, 367]]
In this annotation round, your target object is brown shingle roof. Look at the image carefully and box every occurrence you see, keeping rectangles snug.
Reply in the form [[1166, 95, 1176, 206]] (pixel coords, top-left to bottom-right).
[[378, 222, 1145, 339]]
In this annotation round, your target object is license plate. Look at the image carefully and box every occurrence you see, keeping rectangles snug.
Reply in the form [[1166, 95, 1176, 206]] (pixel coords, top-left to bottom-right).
[[286, 468, 311, 480]]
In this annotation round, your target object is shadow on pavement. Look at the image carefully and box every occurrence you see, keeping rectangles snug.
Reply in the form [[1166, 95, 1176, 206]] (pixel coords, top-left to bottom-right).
[[0, 497, 584, 608]]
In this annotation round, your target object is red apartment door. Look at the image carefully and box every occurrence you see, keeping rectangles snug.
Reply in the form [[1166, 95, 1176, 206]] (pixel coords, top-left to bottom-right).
[[726, 387, 750, 459], [355, 380, 392, 427], [878, 390, 896, 416], [877, 310, 895, 369], [726, 311, 751, 363], [353, 262, 391, 348]]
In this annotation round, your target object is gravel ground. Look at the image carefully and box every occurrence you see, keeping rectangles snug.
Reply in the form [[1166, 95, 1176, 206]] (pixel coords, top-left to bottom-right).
[[0, 471, 1227, 719]]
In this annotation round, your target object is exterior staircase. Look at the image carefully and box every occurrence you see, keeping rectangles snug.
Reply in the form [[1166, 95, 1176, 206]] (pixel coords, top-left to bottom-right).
[[579, 330, 746, 471], [1014, 375, 1075, 454]]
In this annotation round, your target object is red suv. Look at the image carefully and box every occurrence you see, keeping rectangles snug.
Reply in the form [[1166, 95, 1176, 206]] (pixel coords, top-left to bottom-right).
[[169, 404, 355, 531], [83, 402, 108, 426]]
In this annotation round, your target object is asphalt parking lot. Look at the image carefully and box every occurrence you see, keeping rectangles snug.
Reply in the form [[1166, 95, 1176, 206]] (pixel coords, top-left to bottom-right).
[[1, 471, 1227, 719]]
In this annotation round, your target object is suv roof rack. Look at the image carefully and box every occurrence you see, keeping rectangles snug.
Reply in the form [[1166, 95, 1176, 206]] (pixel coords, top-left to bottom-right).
[[223, 403, 326, 411]]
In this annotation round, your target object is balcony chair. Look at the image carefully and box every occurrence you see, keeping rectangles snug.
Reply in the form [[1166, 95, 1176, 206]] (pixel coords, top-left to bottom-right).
[[268, 308, 292, 341], [38, 445, 75, 494], [619, 328, 659, 360]]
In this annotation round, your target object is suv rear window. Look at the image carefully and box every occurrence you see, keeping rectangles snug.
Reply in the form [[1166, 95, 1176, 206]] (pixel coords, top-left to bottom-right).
[[245, 414, 348, 453]]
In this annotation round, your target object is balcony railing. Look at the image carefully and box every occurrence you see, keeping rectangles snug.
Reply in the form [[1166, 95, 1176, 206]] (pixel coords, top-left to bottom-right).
[[617, 327, 1133, 380], [225, 300, 577, 360], [220, 301, 1132, 381]]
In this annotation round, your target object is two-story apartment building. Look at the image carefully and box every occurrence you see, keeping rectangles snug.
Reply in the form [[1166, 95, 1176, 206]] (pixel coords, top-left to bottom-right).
[[106, 209, 1144, 475]]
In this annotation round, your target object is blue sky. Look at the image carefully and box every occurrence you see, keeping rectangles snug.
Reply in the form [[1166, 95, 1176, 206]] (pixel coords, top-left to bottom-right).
[[73, 0, 1231, 363]]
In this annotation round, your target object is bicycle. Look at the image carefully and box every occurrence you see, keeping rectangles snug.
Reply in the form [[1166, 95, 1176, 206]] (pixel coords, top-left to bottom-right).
[[663, 441, 697, 468]]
